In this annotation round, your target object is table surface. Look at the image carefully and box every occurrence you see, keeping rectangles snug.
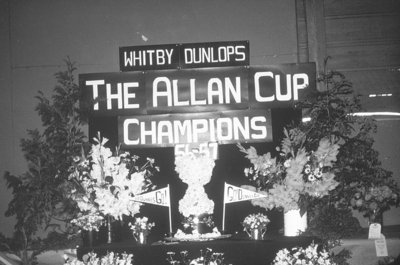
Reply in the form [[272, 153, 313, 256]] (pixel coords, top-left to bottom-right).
[[77, 226, 400, 265], [78, 235, 320, 265]]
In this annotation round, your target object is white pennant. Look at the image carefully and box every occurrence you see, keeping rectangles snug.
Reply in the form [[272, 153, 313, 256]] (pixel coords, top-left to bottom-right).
[[131, 186, 170, 207], [224, 182, 267, 204]]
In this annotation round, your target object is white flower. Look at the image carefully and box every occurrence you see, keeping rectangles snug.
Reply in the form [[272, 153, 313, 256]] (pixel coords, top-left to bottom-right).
[[272, 243, 336, 265], [242, 213, 270, 230], [68, 134, 156, 222], [64, 252, 133, 265], [176, 153, 215, 217]]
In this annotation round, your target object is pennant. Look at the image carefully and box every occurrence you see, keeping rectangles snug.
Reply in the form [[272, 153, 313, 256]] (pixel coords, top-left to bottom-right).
[[224, 182, 267, 204], [131, 186, 170, 207]]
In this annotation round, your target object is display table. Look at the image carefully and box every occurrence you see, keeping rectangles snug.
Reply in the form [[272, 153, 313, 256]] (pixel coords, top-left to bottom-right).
[[332, 238, 400, 265], [77, 236, 319, 265]]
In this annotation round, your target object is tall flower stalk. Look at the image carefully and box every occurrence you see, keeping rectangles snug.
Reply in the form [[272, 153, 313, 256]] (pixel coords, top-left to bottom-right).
[[68, 133, 158, 230], [239, 128, 340, 214]]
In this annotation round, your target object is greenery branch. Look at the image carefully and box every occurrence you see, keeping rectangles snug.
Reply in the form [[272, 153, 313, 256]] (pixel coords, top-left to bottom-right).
[[2, 58, 87, 264]]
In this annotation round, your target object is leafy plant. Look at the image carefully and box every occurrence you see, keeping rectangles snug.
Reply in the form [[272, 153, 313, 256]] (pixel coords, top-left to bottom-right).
[[297, 58, 399, 263], [296, 58, 399, 224], [3, 58, 87, 264]]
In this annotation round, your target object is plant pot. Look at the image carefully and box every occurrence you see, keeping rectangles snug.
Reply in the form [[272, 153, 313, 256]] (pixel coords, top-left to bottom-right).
[[81, 230, 98, 247], [368, 209, 383, 226], [284, 209, 307, 236], [134, 232, 148, 244], [197, 222, 212, 234], [245, 228, 265, 240]]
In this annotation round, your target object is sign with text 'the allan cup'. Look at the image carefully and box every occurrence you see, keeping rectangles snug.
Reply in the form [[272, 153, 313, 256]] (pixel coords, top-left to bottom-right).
[[81, 41, 316, 148]]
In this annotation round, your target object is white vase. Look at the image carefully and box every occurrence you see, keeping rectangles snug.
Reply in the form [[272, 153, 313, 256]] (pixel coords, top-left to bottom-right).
[[284, 209, 307, 236]]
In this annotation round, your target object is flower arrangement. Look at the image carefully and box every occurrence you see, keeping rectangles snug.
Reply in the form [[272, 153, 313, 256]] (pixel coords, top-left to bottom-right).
[[175, 152, 215, 218], [239, 128, 340, 213], [64, 251, 133, 265], [70, 213, 104, 232], [166, 249, 226, 265], [350, 184, 399, 221], [242, 213, 270, 231], [272, 243, 336, 265], [68, 133, 158, 230], [129, 216, 155, 237]]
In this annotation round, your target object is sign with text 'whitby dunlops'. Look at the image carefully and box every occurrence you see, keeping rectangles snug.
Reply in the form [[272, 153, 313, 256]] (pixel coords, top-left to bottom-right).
[[118, 109, 272, 148], [119, 41, 249, 72], [79, 63, 315, 117]]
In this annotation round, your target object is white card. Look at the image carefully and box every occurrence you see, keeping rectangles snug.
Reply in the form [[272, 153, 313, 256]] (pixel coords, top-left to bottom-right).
[[368, 223, 381, 239], [375, 234, 388, 257]]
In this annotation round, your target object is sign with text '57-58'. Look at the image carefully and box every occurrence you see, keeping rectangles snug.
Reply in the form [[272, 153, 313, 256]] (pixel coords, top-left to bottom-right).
[[119, 40, 249, 71]]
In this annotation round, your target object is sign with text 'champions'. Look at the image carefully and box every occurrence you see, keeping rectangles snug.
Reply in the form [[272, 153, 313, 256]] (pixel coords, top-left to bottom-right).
[[118, 109, 272, 148]]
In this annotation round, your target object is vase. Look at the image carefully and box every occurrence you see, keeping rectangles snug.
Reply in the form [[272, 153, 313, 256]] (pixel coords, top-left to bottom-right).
[[134, 232, 147, 244], [82, 230, 97, 247], [284, 209, 307, 236], [368, 209, 383, 226], [197, 222, 212, 234], [246, 228, 265, 240]]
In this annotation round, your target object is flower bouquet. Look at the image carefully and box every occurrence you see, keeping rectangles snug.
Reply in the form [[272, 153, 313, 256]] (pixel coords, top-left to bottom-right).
[[129, 216, 155, 244], [238, 128, 341, 236], [67, 133, 158, 240], [350, 184, 399, 224], [238, 128, 340, 215], [64, 251, 133, 265], [272, 243, 336, 265], [70, 213, 104, 232], [166, 248, 226, 265], [242, 213, 270, 240]]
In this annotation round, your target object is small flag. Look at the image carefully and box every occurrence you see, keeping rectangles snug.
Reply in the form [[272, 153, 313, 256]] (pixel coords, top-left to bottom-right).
[[224, 182, 267, 204], [131, 186, 170, 207]]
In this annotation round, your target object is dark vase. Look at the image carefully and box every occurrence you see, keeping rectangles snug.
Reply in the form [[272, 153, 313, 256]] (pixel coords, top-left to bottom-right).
[[102, 216, 124, 243], [134, 231, 148, 244], [97, 224, 108, 244], [197, 222, 212, 234], [368, 209, 383, 226], [110, 218, 123, 242], [81, 230, 98, 247]]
